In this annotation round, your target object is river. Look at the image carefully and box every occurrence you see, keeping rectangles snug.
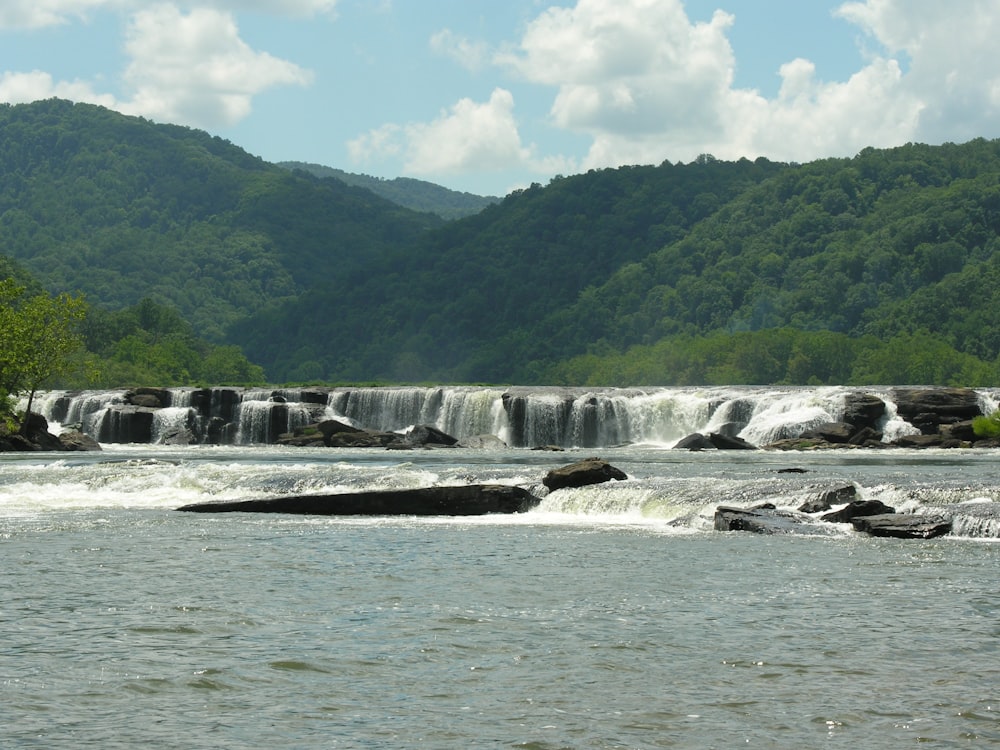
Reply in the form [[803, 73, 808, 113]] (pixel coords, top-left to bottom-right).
[[2, 440, 999, 748]]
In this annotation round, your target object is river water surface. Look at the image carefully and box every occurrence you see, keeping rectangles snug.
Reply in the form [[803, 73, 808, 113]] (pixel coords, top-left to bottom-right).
[[2, 444, 999, 748]]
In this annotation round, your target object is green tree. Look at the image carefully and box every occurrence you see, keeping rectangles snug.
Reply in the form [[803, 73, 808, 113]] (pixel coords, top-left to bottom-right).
[[0, 278, 87, 427]]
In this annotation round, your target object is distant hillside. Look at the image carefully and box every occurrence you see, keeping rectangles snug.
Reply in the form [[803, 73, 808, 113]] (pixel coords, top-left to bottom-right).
[[278, 161, 498, 220], [0, 99, 441, 340], [4, 99, 1000, 386]]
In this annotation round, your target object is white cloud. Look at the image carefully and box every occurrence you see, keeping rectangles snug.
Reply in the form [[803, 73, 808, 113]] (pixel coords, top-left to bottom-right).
[[837, 0, 1000, 144], [0, 70, 118, 106], [349, 88, 567, 177], [497, 0, 999, 169], [120, 4, 313, 127], [430, 28, 490, 72], [0, 3, 319, 129]]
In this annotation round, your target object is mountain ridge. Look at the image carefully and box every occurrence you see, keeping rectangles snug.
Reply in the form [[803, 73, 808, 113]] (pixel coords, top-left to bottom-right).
[[3, 99, 1000, 386]]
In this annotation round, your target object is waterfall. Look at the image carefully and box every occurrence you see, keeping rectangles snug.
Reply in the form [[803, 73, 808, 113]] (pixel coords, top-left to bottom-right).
[[26, 385, 1000, 449]]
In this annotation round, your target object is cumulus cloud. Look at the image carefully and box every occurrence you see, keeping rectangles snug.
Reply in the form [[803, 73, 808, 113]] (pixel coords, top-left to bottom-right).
[[119, 5, 312, 127], [0, 3, 315, 129], [0, 70, 118, 106], [349, 88, 564, 176], [496, 0, 998, 169], [837, 0, 1000, 144]]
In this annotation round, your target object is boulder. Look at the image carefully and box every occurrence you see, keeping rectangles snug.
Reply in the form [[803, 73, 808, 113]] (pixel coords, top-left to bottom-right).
[[798, 484, 857, 513], [940, 420, 977, 442], [543, 457, 627, 491], [891, 387, 982, 433], [850, 513, 952, 539], [892, 433, 945, 449], [842, 392, 886, 429], [58, 430, 102, 451], [405, 424, 458, 447], [799, 421, 855, 444], [848, 426, 884, 445], [713, 505, 815, 534], [177, 484, 542, 516], [674, 433, 715, 451], [820, 499, 896, 523], [708, 432, 757, 450]]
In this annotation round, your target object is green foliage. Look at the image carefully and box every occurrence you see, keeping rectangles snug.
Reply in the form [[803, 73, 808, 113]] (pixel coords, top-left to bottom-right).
[[279, 161, 499, 220], [0, 278, 87, 420], [545, 328, 1000, 387], [81, 298, 266, 387], [972, 411, 1000, 439], [0, 99, 441, 341], [7, 99, 1000, 386]]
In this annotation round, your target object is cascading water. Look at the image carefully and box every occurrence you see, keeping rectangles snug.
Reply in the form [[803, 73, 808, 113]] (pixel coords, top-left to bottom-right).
[[25, 384, 1000, 449]]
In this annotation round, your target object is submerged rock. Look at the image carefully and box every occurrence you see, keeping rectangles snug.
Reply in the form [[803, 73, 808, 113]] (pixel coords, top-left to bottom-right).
[[820, 499, 896, 523], [850, 513, 952, 539], [713, 505, 816, 534], [542, 457, 627, 491], [798, 484, 857, 513], [177, 484, 541, 516]]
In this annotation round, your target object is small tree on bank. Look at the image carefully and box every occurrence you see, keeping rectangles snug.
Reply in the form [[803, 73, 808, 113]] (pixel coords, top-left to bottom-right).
[[0, 279, 87, 431]]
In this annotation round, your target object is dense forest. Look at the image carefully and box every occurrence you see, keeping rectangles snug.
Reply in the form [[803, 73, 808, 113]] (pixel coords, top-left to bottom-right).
[[3, 99, 1000, 387], [278, 161, 498, 220]]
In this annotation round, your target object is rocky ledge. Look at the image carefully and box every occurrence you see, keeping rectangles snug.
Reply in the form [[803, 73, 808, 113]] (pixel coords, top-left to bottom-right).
[[0, 412, 101, 452], [178, 484, 542, 516]]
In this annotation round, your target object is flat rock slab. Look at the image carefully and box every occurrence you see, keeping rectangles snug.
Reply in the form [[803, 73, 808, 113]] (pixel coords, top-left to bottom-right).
[[850, 513, 952, 539], [714, 505, 824, 535], [177, 484, 541, 516]]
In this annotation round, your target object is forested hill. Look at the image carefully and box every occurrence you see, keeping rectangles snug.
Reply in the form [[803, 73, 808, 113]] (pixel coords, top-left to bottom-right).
[[0, 99, 441, 340], [237, 142, 1000, 384], [278, 161, 498, 220], [4, 98, 1000, 386]]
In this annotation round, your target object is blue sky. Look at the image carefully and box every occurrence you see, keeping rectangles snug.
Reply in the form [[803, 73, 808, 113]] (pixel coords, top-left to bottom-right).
[[1, 1, 998, 196]]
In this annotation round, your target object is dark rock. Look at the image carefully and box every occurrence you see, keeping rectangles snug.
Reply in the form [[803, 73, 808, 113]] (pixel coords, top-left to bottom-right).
[[708, 432, 757, 450], [326, 430, 399, 448], [19, 412, 63, 450], [58, 430, 102, 451], [277, 428, 326, 447], [177, 484, 542, 516], [777, 467, 808, 473], [764, 437, 832, 451], [674, 433, 715, 451], [800, 422, 855, 444], [798, 484, 857, 513], [406, 424, 458, 447], [842, 392, 886, 429], [850, 513, 952, 539], [316, 419, 363, 438], [892, 433, 945, 448], [848, 426, 883, 445], [531, 445, 565, 451], [713, 505, 815, 534], [543, 457, 627, 491], [892, 388, 983, 428], [941, 420, 977, 442], [820, 499, 896, 523]]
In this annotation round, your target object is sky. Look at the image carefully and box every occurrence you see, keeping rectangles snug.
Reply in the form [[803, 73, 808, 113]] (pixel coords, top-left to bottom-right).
[[1, 0, 999, 197]]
